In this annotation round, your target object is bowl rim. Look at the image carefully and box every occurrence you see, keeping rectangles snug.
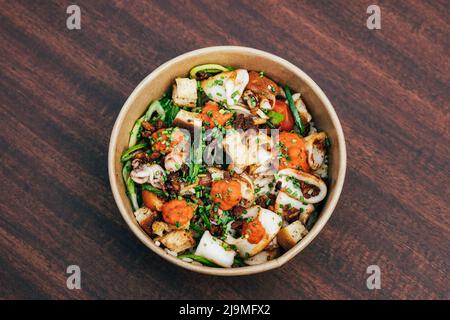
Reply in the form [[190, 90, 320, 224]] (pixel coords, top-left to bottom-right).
[[108, 46, 347, 276]]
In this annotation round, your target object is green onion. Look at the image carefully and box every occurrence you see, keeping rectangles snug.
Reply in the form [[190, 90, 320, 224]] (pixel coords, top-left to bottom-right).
[[177, 254, 220, 267], [189, 222, 204, 234], [266, 120, 276, 129], [284, 85, 304, 136], [200, 209, 212, 229]]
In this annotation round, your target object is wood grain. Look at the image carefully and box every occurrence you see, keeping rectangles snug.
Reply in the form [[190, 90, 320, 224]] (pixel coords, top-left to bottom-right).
[[0, 0, 449, 299]]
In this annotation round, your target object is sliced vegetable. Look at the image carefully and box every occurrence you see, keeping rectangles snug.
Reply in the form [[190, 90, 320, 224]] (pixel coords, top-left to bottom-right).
[[122, 160, 132, 183], [177, 253, 220, 267], [284, 86, 304, 136], [142, 183, 168, 198], [120, 142, 148, 162], [128, 100, 165, 148], [189, 64, 229, 79], [126, 177, 139, 211], [122, 160, 139, 210], [272, 100, 294, 131], [267, 110, 284, 126]]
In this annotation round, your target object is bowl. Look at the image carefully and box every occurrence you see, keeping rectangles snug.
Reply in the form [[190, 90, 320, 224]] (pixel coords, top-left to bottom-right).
[[108, 46, 346, 276]]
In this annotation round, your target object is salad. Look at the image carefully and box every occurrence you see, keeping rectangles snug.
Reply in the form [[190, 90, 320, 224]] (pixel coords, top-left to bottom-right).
[[121, 64, 330, 268]]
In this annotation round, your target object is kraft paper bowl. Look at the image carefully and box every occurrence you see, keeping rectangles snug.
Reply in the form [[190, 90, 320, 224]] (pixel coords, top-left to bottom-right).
[[108, 46, 346, 276]]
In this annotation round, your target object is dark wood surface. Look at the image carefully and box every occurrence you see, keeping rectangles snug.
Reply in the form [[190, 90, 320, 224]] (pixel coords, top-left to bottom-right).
[[1, 0, 449, 300]]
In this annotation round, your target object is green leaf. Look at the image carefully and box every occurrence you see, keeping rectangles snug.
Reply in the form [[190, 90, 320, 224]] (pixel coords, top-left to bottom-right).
[[159, 92, 179, 126]]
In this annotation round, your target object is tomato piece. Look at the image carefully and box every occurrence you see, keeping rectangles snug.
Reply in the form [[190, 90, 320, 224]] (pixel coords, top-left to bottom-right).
[[150, 128, 184, 154], [273, 100, 294, 131], [210, 179, 242, 210], [201, 101, 234, 129], [162, 199, 195, 226], [242, 218, 266, 244], [276, 132, 310, 172]]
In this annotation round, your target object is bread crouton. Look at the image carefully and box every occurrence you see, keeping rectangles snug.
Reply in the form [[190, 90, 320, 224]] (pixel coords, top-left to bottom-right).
[[159, 230, 195, 253], [152, 221, 171, 237], [133, 207, 157, 235], [277, 220, 308, 251], [172, 109, 202, 134], [172, 78, 197, 107]]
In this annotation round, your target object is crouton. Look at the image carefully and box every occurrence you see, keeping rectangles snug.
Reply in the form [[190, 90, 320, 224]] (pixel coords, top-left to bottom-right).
[[152, 221, 171, 237], [159, 230, 196, 253], [172, 109, 202, 134], [172, 78, 197, 107], [277, 220, 308, 251], [133, 207, 157, 235], [142, 190, 164, 211], [244, 248, 280, 266]]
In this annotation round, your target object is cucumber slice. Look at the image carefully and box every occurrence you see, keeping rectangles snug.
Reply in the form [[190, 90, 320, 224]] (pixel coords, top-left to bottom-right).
[[189, 64, 229, 79]]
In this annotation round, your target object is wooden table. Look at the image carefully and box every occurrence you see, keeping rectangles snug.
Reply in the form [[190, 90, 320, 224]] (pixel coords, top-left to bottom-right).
[[1, 0, 448, 300]]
